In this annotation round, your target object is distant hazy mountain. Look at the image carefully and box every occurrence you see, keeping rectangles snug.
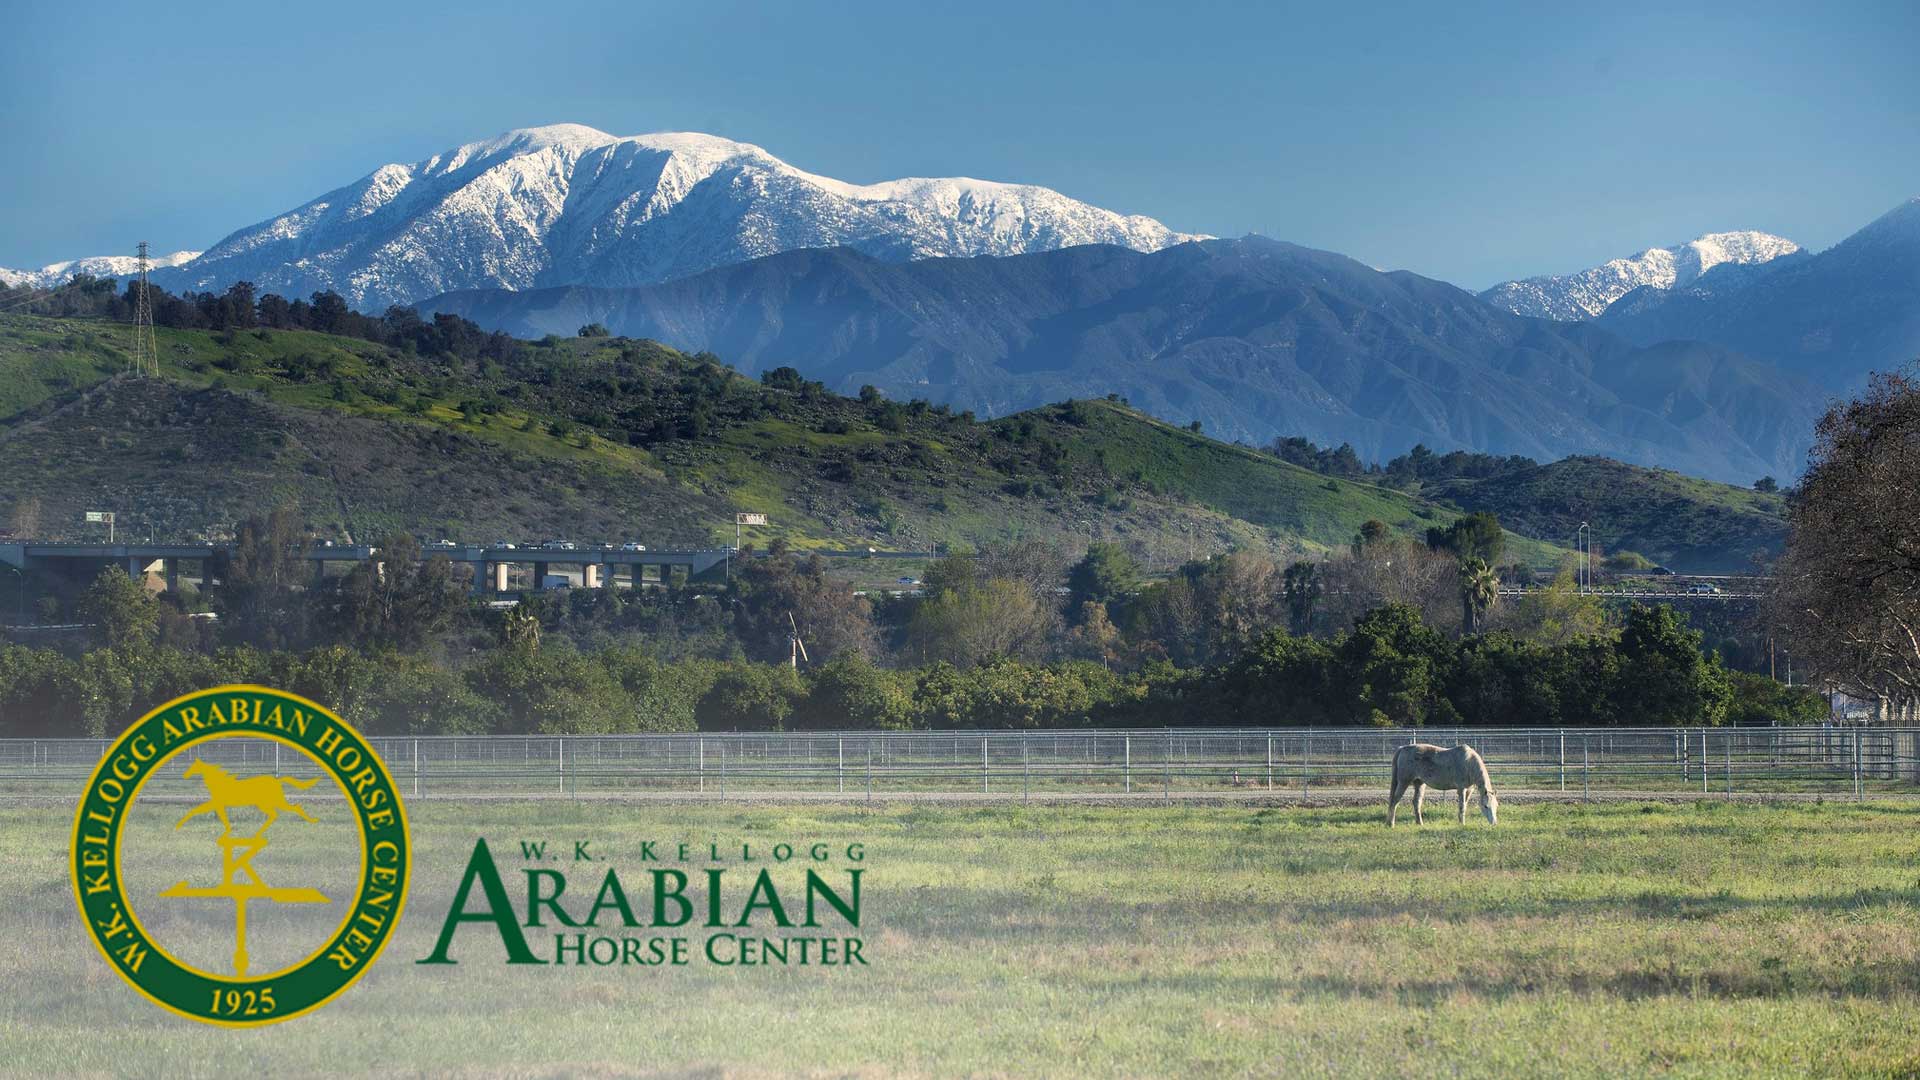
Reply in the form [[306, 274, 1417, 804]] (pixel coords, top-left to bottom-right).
[[0, 249, 199, 289], [425, 238, 1821, 483], [1595, 197, 1920, 387], [121, 124, 1201, 309], [1482, 231, 1802, 320]]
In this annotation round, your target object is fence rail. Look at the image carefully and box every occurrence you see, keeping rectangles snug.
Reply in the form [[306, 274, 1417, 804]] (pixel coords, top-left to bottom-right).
[[5, 726, 1919, 801]]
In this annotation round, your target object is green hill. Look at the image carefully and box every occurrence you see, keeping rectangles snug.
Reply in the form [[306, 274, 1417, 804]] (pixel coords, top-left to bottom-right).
[[1430, 456, 1788, 573], [0, 312, 1566, 566]]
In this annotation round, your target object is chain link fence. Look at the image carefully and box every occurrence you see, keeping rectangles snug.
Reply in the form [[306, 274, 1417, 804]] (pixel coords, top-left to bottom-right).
[[6, 726, 1919, 801]]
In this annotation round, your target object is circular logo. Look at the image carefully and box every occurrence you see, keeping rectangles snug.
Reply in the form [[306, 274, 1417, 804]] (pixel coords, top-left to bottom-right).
[[70, 685, 410, 1026]]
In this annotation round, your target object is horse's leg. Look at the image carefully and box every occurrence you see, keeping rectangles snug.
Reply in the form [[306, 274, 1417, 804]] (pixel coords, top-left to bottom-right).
[[1412, 779, 1425, 825], [255, 806, 278, 837], [284, 798, 316, 824], [215, 806, 231, 836], [1458, 787, 1467, 824], [175, 802, 214, 830], [1388, 773, 1405, 827]]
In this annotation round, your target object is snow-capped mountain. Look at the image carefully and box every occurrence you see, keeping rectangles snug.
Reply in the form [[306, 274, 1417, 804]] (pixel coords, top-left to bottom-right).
[[1481, 231, 1802, 320], [0, 249, 200, 289], [140, 124, 1203, 309]]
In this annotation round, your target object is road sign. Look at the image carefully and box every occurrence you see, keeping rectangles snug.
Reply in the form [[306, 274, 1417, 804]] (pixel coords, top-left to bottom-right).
[[84, 512, 114, 523], [735, 513, 768, 526]]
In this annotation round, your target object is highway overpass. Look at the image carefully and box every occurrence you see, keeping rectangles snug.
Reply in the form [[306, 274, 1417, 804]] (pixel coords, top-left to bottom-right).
[[0, 542, 733, 595]]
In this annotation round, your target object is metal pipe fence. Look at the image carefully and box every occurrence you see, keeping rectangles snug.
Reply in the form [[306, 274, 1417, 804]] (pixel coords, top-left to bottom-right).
[[5, 726, 1919, 801]]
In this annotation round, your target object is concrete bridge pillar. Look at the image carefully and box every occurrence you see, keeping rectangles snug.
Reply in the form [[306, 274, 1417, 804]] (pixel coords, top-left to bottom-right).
[[165, 560, 180, 595], [490, 562, 510, 593], [531, 562, 549, 590], [125, 556, 141, 580], [584, 564, 604, 589]]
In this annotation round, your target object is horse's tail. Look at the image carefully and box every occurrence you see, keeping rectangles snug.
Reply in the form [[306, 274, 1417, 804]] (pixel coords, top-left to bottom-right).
[[282, 776, 321, 790]]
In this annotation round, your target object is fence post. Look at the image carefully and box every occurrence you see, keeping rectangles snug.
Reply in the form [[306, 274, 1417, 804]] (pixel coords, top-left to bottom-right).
[[982, 736, 989, 795], [1124, 735, 1131, 794], [1582, 737, 1590, 804], [413, 738, 420, 798], [558, 737, 565, 796], [1164, 731, 1171, 800], [273, 741, 281, 778], [1265, 733, 1273, 790], [1701, 730, 1708, 795], [1854, 730, 1863, 801], [1301, 734, 1309, 800], [720, 740, 727, 799], [866, 741, 872, 802], [699, 737, 706, 795], [1725, 730, 1732, 799], [1559, 731, 1566, 792], [1023, 740, 1030, 803], [838, 737, 844, 795]]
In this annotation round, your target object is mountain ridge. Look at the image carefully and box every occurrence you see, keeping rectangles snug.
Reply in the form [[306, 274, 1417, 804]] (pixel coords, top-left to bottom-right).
[[423, 237, 1823, 484], [1593, 196, 1920, 386], [122, 124, 1203, 309], [1481, 230, 1802, 320]]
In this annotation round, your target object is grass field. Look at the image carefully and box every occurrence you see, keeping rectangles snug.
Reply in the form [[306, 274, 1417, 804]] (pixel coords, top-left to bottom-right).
[[6, 799, 1920, 1077]]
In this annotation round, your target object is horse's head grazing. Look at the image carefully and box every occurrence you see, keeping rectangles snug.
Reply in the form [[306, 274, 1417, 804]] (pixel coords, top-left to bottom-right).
[[1483, 790, 1499, 826]]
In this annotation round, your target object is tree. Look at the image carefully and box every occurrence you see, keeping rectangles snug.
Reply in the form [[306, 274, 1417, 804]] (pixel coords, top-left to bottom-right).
[[791, 654, 914, 730], [1754, 476, 1779, 493], [1067, 542, 1140, 612], [577, 323, 611, 338], [1458, 558, 1499, 636], [1426, 511, 1504, 565], [1611, 605, 1732, 726], [906, 578, 1052, 666], [1493, 566, 1610, 646], [729, 552, 874, 663], [216, 507, 314, 649], [1352, 519, 1391, 556], [1283, 561, 1322, 635], [333, 533, 466, 652], [1770, 370, 1920, 706], [1335, 604, 1448, 726], [76, 567, 158, 650]]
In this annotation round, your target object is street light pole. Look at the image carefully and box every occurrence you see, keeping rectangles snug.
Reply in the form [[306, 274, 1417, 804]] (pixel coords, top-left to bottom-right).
[[1576, 522, 1590, 593]]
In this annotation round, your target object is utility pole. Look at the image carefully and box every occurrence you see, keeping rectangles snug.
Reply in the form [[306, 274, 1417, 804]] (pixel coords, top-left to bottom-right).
[[129, 242, 158, 377]]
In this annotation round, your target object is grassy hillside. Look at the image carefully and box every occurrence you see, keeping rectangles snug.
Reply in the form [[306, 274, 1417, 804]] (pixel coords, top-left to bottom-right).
[[1431, 456, 1789, 573], [0, 313, 1564, 566]]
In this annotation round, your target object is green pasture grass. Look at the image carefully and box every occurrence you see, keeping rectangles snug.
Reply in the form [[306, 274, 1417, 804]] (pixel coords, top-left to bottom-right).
[[3, 800, 1919, 1076]]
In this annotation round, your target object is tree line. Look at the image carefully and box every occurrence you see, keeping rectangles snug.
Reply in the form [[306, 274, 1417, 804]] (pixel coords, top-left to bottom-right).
[[0, 508, 1822, 737]]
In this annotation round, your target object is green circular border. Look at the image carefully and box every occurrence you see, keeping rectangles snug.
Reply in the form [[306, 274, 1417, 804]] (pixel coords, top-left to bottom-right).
[[70, 685, 410, 1027]]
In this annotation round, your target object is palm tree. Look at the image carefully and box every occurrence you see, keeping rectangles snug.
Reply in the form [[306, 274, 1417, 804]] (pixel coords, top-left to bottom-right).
[[1459, 557, 1500, 635]]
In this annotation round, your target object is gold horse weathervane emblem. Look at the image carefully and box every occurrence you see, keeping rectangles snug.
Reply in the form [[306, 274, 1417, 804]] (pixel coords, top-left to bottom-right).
[[163, 758, 330, 976]]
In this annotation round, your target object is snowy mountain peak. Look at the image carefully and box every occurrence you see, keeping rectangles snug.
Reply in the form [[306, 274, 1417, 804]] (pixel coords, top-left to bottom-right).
[[0, 250, 201, 290], [134, 124, 1206, 309], [1482, 229, 1801, 321]]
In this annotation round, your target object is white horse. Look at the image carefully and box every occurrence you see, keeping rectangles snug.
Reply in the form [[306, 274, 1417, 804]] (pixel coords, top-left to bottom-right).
[[1388, 743, 1498, 827]]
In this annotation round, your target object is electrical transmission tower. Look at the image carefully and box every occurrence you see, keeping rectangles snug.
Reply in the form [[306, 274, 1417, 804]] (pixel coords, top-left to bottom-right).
[[129, 241, 158, 376]]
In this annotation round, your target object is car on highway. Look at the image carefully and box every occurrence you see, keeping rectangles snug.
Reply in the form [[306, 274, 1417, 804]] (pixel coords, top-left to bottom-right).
[[1687, 583, 1722, 594], [620, 542, 647, 552], [1650, 566, 1675, 576], [492, 540, 516, 550], [540, 540, 578, 551]]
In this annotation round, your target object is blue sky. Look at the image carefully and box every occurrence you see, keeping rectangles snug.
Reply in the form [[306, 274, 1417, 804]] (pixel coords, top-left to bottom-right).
[[2, 1, 1915, 288]]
